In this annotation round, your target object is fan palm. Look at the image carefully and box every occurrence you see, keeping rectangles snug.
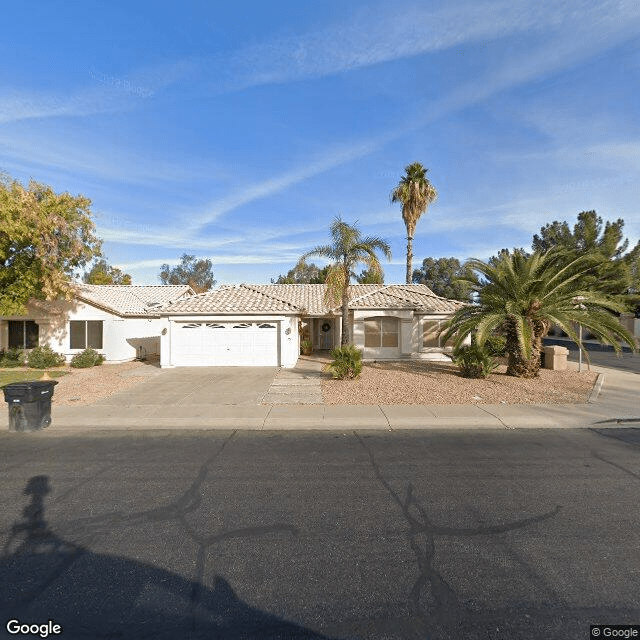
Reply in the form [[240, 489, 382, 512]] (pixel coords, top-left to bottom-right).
[[300, 217, 391, 345], [391, 162, 437, 284], [441, 250, 636, 378]]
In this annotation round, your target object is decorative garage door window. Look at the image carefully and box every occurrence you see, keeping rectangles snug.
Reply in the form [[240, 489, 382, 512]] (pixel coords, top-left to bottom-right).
[[206, 323, 225, 329], [258, 323, 276, 328], [182, 323, 201, 329], [364, 317, 398, 348], [233, 323, 251, 328], [422, 320, 452, 348], [70, 320, 103, 349]]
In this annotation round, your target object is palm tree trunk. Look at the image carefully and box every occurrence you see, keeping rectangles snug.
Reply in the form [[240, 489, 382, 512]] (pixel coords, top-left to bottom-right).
[[406, 235, 413, 285], [341, 295, 350, 345]]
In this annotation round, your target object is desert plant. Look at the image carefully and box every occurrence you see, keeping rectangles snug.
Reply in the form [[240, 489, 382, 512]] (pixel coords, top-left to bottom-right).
[[325, 344, 363, 379], [441, 250, 636, 378], [483, 334, 507, 357], [27, 345, 66, 369], [70, 348, 105, 368], [0, 347, 26, 368], [300, 339, 313, 356], [453, 344, 498, 379]]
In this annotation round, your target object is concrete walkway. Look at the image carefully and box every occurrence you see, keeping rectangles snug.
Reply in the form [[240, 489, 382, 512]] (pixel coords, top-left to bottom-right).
[[1, 357, 639, 433]]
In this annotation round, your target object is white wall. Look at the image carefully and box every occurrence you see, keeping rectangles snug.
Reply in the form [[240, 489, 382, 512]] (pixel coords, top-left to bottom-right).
[[1, 300, 166, 363], [161, 314, 299, 368]]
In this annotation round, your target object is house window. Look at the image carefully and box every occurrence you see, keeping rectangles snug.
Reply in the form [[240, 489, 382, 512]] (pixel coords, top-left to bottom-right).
[[364, 317, 399, 348], [422, 320, 451, 348], [8, 321, 39, 349], [70, 321, 103, 349]]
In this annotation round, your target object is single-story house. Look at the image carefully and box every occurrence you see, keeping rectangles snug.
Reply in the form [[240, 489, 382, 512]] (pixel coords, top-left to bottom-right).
[[0, 284, 193, 363], [1, 283, 464, 367], [159, 283, 465, 368]]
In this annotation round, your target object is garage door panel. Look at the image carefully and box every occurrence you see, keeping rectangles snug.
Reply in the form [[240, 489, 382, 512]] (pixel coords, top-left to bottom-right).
[[172, 322, 278, 366]]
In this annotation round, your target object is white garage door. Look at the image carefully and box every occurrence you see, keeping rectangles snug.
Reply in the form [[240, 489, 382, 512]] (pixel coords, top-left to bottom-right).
[[171, 321, 279, 366]]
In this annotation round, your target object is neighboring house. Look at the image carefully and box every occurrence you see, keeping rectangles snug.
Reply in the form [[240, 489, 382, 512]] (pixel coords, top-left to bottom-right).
[[0, 285, 193, 363], [159, 283, 464, 368]]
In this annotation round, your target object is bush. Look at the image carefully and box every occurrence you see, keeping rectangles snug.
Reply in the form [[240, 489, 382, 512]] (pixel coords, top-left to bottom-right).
[[325, 344, 363, 380], [453, 344, 498, 379], [0, 348, 26, 368], [300, 339, 313, 355], [70, 348, 105, 368], [27, 345, 66, 369], [483, 334, 507, 357]]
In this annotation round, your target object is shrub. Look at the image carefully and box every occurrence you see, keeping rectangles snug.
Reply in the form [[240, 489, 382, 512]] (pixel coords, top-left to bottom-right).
[[0, 347, 26, 368], [300, 339, 313, 355], [325, 344, 363, 380], [70, 348, 105, 368], [483, 334, 507, 357], [453, 344, 497, 379], [27, 345, 66, 369]]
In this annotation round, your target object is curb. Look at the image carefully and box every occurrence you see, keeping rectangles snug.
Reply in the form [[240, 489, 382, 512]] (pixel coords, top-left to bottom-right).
[[587, 373, 605, 403]]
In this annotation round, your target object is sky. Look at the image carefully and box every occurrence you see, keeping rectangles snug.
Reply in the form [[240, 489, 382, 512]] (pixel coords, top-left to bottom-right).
[[1, 0, 639, 286]]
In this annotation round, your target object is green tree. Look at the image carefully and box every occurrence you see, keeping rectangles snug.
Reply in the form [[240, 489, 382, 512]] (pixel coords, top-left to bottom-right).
[[271, 260, 330, 284], [441, 250, 635, 378], [356, 267, 384, 284], [532, 211, 640, 305], [159, 254, 216, 293], [412, 257, 473, 302], [0, 174, 101, 315], [84, 258, 132, 285], [300, 217, 391, 345], [390, 162, 437, 284]]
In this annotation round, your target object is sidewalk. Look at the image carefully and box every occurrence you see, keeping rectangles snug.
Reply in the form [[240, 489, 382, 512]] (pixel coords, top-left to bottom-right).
[[1, 359, 638, 433]]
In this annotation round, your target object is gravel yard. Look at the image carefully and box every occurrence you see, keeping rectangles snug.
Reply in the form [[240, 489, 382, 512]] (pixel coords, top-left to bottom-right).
[[321, 360, 598, 405], [51, 361, 154, 405]]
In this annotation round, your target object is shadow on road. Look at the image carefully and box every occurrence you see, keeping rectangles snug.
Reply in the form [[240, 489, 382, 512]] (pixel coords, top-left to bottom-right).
[[0, 475, 331, 640]]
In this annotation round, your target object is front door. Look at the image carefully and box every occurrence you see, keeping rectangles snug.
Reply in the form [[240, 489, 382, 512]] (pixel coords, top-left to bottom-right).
[[318, 319, 333, 349]]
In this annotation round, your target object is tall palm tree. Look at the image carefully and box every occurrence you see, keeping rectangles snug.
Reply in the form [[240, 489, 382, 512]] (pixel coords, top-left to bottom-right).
[[441, 250, 636, 378], [300, 217, 391, 345], [391, 162, 437, 284]]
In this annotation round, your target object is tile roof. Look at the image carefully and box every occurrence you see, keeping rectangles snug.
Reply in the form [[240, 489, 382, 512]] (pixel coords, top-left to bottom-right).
[[75, 284, 193, 316], [162, 283, 464, 315]]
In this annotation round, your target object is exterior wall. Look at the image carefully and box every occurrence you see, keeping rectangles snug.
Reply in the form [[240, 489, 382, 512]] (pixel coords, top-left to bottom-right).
[[0, 300, 166, 363], [161, 314, 299, 368]]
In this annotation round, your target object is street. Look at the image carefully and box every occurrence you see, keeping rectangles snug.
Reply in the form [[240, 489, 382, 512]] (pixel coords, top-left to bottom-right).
[[1, 428, 639, 639]]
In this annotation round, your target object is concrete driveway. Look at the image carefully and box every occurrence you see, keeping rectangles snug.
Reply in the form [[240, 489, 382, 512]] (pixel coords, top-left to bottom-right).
[[94, 366, 278, 407]]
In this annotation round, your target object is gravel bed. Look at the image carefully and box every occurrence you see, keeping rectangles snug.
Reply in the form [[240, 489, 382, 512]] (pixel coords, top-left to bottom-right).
[[51, 361, 152, 405], [321, 360, 598, 405]]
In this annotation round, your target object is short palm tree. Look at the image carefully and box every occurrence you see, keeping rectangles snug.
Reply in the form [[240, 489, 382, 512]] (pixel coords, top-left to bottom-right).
[[441, 250, 636, 378], [300, 217, 391, 345], [391, 162, 437, 284]]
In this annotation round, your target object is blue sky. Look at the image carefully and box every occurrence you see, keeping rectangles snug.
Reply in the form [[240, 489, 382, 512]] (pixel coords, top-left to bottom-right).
[[1, 0, 639, 285]]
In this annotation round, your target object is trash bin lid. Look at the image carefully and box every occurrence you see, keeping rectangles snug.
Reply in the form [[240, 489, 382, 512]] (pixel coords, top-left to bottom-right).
[[2, 380, 58, 402]]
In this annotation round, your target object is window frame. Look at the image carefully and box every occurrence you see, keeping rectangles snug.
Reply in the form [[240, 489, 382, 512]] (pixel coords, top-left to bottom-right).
[[421, 318, 452, 349], [364, 316, 399, 349], [8, 320, 39, 349], [69, 320, 104, 350]]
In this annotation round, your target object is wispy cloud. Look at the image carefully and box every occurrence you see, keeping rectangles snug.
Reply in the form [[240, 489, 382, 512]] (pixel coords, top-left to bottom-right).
[[214, 0, 640, 90]]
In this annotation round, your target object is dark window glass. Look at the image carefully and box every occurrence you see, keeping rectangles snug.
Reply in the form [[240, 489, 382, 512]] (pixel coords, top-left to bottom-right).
[[87, 321, 103, 349], [8, 321, 39, 349], [70, 321, 86, 349]]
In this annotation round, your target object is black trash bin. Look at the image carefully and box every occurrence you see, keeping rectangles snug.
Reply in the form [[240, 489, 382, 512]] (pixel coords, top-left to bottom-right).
[[2, 380, 58, 432]]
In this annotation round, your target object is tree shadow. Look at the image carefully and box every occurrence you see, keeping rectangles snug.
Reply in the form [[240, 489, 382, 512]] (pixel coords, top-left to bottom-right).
[[1, 475, 333, 640]]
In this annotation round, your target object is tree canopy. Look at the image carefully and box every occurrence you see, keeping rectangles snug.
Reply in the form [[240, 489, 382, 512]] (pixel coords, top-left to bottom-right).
[[412, 257, 473, 302], [159, 254, 216, 293], [0, 175, 101, 315], [83, 258, 132, 285], [390, 162, 437, 284], [300, 217, 391, 344], [532, 211, 640, 305], [441, 250, 635, 378], [271, 260, 329, 284]]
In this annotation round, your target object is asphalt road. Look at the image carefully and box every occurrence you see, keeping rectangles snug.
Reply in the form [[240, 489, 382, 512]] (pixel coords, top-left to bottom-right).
[[1, 428, 639, 640]]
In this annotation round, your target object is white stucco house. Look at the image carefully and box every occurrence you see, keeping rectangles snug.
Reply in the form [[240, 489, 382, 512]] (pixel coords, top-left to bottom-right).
[[159, 283, 464, 367], [0, 284, 193, 363], [0, 283, 464, 367]]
